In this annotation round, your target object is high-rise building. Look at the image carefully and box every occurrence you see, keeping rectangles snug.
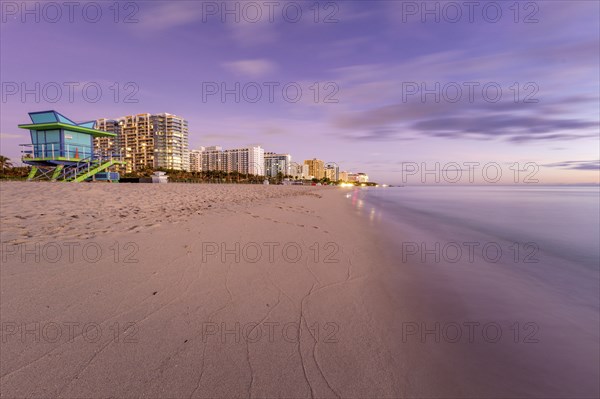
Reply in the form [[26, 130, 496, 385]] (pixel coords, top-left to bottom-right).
[[95, 113, 190, 173], [264, 152, 291, 178], [117, 114, 155, 173], [94, 118, 119, 157], [152, 113, 189, 172], [348, 172, 369, 183], [224, 146, 264, 175], [304, 158, 325, 179], [247, 146, 265, 176], [190, 147, 204, 172], [201, 146, 224, 172], [289, 163, 309, 180], [301, 164, 309, 179], [324, 164, 339, 181], [193, 145, 264, 175]]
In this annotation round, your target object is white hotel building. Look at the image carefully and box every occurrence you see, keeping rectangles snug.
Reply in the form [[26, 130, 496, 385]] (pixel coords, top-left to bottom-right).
[[264, 152, 291, 178], [190, 145, 265, 175]]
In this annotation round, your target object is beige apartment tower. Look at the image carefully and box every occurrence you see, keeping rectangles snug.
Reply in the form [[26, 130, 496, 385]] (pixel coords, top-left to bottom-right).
[[304, 158, 325, 179], [95, 113, 190, 173]]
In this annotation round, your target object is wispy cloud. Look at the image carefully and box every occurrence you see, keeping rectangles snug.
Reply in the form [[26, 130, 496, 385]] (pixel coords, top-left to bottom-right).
[[543, 160, 600, 171], [223, 59, 278, 78], [136, 2, 203, 32]]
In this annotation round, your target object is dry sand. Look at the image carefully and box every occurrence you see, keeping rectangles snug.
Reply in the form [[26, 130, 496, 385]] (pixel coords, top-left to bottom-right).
[[0, 182, 405, 398]]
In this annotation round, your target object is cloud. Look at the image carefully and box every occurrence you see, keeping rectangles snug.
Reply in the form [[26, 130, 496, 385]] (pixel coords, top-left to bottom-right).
[[343, 127, 415, 141], [331, 92, 599, 142], [223, 59, 278, 78], [136, 3, 203, 31], [543, 160, 600, 171], [261, 126, 287, 136], [227, 20, 277, 46], [410, 115, 597, 141]]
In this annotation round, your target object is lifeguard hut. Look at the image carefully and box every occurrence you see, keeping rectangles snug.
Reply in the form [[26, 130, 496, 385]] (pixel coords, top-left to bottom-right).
[[19, 110, 125, 182]]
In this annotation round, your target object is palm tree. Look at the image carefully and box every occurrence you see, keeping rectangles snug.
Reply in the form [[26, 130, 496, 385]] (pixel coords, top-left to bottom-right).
[[0, 155, 13, 171]]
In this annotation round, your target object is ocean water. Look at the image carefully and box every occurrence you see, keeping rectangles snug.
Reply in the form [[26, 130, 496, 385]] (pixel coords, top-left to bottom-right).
[[345, 185, 600, 397], [350, 185, 600, 270]]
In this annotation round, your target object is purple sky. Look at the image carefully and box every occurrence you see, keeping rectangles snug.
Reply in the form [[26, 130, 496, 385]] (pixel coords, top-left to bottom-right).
[[1, 1, 598, 184]]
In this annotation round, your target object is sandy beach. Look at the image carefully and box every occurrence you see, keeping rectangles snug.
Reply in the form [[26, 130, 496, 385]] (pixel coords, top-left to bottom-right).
[[1, 182, 405, 398], [2, 0, 598, 396], [1, 182, 598, 398]]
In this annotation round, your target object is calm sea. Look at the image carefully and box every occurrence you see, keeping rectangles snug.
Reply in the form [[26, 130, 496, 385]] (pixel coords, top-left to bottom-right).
[[345, 185, 600, 396], [350, 185, 600, 270]]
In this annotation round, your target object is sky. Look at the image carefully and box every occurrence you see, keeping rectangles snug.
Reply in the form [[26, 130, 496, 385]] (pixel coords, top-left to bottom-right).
[[1, 0, 599, 184]]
